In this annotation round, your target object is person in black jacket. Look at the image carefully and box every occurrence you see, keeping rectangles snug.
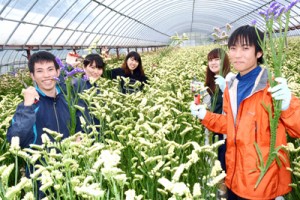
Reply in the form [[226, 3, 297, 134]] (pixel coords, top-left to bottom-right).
[[72, 53, 106, 93], [202, 48, 233, 198], [111, 51, 147, 93], [82, 53, 106, 89], [203, 48, 232, 171]]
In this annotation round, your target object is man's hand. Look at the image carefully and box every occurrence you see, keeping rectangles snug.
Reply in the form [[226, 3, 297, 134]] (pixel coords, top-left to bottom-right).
[[190, 102, 207, 120], [23, 86, 39, 106], [268, 77, 291, 111]]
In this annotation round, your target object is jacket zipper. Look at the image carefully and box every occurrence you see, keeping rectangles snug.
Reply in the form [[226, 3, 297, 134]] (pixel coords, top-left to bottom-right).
[[228, 69, 268, 189], [255, 121, 258, 143], [230, 119, 239, 189], [53, 99, 60, 133], [230, 101, 243, 189]]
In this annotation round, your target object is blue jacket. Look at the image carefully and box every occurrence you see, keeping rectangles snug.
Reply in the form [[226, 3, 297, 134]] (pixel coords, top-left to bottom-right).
[[7, 86, 78, 148]]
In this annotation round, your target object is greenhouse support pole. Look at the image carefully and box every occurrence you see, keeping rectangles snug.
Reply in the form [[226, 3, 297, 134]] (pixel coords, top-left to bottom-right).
[[116, 48, 120, 59]]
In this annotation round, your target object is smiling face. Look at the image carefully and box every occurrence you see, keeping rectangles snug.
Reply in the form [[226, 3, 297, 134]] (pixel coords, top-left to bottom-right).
[[84, 60, 103, 80], [127, 57, 139, 72], [31, 61, 60, 97], [229, 39, 262, 76], [208, 57, 221, 74]]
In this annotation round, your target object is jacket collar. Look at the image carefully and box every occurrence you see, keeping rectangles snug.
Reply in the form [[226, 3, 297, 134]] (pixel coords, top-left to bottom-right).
[[228, 66, 268, 93], [35, 85, 61, 97]]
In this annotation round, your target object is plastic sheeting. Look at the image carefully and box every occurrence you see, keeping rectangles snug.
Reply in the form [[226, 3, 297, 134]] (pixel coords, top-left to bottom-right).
[[0, 0, 299, 72]]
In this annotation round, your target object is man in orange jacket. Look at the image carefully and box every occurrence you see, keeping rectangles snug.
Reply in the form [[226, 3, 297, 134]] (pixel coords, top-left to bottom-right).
[[190, 25, 300, 199]]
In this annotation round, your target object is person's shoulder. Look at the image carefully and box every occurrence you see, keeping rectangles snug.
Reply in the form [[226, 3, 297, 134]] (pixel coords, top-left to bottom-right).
[[225, 72, 236, 82], [111, 67, 125, 78], [112, 67, 124, 73]]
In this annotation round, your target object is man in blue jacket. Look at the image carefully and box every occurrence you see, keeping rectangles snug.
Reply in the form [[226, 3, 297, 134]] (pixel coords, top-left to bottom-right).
[[7, 51, 81, 148], [7, 51, 85, 198]]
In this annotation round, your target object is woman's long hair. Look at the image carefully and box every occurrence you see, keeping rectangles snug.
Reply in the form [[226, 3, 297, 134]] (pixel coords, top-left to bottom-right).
[[122, 51, 145, 76], [205, 48, 230, 95]]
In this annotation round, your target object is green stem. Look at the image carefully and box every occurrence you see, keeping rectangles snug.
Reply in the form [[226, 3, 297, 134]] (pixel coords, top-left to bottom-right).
[[0, 179, 7, 200], [254, 10, 293, 189], [14, 154, 18, 186], [66, 79, 76, 135], [255, 99, 282, 188]]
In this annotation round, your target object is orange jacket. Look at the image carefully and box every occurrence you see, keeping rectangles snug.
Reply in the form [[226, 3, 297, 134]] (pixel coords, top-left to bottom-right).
[[202, 68, 300, 199]]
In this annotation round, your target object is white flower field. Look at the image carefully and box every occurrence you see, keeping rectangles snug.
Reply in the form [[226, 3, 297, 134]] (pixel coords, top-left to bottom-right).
[[0, 39, 300, 199]]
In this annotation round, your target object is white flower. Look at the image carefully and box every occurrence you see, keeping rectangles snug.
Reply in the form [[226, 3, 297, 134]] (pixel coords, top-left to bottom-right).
[[138, 137, 154, 147], [28, 144, 45, 151], [114, 174, 127, 186], [210, 160, 222, 177], [168, 196, 177, 200], [170, 182, 190, 196], [168, 145, 175, 155], [157, 188, 168, 195], [100, 150, 121, 168], [151, 161, 165, 175], [125, 189, 136, 200], [17, 151, 30, 160], [30, 165, 46, 179], [9, 136, 20, 151], [52, 170, 63, 180], [158, 177, 173, 190], [187, 150, 199, 164], [54, 184, 61, 190], [43, 128, 63, 141], [1, 164, 14, 183], [172, 164, 185, 182], [207, 171, 226, 187], [75, 184, 105, 198], [5, 177, 32, 199], [21, 192, 34, 200], [39, 171, 53, 192], [79, 116, 86, 126], [193, 183, 201, 197], [101, 167, 123, 180], [92, 157, 103, 170], [211, 140, 225, 148], [73, 105, 86, 114], [41, 133, 51, 144]]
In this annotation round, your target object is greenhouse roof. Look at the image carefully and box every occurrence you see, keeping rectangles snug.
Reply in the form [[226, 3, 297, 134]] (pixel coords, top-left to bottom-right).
[[1, 0, 299, 50], [0, 0, 299, 72]]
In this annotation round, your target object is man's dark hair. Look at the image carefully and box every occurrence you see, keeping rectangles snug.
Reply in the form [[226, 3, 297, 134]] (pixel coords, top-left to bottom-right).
[[28, 51, 59, 74], [228, 25, 264, 64]]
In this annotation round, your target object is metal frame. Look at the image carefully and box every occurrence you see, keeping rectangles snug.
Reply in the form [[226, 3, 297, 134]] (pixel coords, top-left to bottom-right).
[[1, 0, 300, 70]]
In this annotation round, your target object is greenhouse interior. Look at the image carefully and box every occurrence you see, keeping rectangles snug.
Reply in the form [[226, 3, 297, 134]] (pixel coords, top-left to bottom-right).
[[0, 0, 300, 199]]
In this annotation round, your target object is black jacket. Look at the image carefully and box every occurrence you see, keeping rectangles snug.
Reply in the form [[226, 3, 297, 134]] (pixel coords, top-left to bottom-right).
[[111, 68, 147, 94]]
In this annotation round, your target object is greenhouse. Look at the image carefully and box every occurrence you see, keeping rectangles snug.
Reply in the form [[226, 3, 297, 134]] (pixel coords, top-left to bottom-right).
[[0, 0, 300, 199]]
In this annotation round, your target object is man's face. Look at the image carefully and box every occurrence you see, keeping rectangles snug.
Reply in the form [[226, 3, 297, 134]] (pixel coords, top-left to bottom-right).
[[229, 38, 262, 76], [31, 61, 60, 96]]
